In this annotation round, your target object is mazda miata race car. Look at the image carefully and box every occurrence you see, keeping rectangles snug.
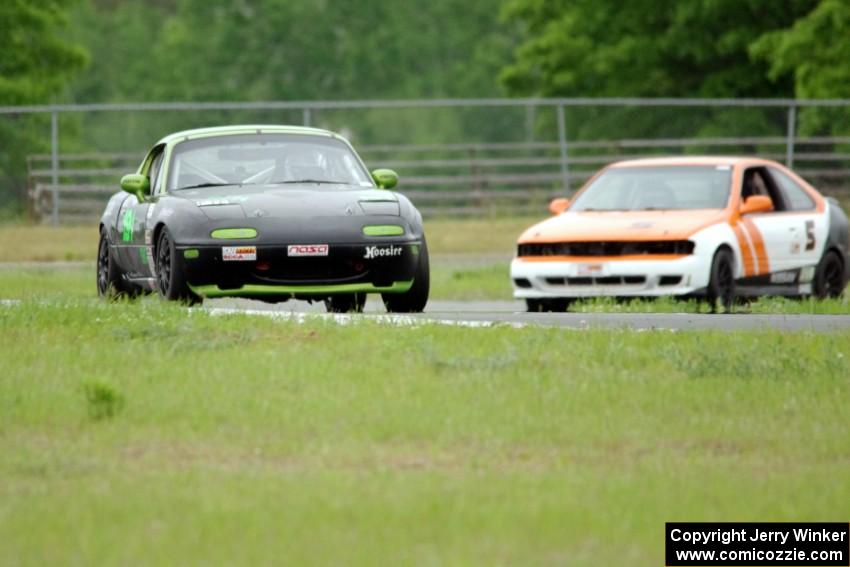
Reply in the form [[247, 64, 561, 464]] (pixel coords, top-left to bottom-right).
[[97, 125, 429, 312], [511, 157, 850, 311]]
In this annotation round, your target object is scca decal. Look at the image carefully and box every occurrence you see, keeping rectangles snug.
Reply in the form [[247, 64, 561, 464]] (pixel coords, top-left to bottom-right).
[[222, 246, 257, 261], [287, 244, 329, 257], [364, 245, 402, 259]]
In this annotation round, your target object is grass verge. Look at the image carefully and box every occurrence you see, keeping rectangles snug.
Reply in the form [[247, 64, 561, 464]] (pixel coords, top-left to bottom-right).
[[4, 264, 850, 313], [1, 299, 849, 565], [0, 216, 537, 262]]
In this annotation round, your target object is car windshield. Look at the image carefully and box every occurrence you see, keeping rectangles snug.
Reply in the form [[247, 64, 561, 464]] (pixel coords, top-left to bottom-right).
[[570, 165, 732, 211], [167, 133, 373, 191]]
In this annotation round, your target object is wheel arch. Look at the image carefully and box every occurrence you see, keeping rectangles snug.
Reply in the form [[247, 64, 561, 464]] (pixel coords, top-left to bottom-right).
[[714, 242, 734, 257], [712, 242, 739, 281], [151, 221, 168, 257]]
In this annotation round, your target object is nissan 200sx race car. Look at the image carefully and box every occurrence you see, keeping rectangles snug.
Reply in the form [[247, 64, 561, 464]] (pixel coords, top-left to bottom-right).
[[97, 125, 429, 312], [512, 157, 850, 312]]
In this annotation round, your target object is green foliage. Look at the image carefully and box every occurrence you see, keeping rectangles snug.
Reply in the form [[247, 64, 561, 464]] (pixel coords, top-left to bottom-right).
[[751, 0, 850, 133], [752, 0, 850, 99], [82, 379, 124, 420], [500, 0, 811, 98], [0, 0, 88, 105], [69, 0, 513, 103], [0, 0, 88, 211], [498, 1, 850, 141]]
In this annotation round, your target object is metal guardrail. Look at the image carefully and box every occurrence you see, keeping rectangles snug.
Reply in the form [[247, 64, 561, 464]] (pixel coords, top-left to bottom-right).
[[6, 97, 850, 222]]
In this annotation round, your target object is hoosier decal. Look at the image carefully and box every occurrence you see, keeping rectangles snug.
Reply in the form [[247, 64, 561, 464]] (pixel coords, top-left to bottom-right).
[[364, 245, 403, 259]]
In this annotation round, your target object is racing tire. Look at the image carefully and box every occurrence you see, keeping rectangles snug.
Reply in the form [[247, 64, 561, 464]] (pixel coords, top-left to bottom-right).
[[325, 293, 366, 313], [96, 228, 139, 299], [813, 250, 845, 299], [706, 247, 736, 313], [526, 298, 571, 312], [155, 228, 201, 305], [382, 239, 430, 313]]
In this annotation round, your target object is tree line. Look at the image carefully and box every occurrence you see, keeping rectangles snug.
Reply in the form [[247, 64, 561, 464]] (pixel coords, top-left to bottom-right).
[[1, 0, 848, 211]]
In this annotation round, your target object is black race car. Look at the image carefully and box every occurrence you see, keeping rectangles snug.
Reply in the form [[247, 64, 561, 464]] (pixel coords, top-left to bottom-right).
[[97, 125, 429, 312]]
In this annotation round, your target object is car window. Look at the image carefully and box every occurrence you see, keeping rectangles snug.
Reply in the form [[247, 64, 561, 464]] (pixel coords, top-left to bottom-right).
[[148, 149, 165, 194], [570, 166, 731, 211], [768, 167, 815, 211], [167, 134, 373, 191], [741, 167, 785, 212]]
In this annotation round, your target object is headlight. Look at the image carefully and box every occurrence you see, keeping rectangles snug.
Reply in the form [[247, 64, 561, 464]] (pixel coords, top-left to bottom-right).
[[362, 225, 404, 236], [210, 228, 258, 239]]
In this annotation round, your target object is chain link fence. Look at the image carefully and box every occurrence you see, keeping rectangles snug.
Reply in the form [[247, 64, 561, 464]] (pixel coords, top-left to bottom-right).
[[2, 98, 850, 223]]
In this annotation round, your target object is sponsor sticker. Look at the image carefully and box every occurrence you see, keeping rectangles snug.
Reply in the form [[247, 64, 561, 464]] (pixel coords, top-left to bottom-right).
[[577, 263, 605, 276], [288, 244, 329, 257], [364, 245, 403, 259], [222, 246, 257, 261]]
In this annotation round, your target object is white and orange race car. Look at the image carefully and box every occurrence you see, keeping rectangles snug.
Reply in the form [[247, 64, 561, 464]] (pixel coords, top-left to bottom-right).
[[511, 157, 850, 311]]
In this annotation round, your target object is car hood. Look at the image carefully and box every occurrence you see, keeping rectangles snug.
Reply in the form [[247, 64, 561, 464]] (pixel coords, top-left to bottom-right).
[[518, 209, 729, 243], [176, 184, 398, 219]]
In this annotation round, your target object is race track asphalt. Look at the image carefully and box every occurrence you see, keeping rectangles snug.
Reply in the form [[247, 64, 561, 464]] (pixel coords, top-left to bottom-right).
[[3, 260, 850, 331], [206, 298, 850, 332]]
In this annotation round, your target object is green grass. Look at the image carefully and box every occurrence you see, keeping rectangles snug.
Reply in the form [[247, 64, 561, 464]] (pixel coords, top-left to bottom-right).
[[0, 224, 99, 262], [1, 299, 849, 565], [430, 263, 513, 301], [0, 217, 536, 262]]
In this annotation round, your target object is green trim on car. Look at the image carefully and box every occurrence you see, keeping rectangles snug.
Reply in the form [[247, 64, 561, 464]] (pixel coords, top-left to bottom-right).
[[362, 225, 404, 236], [210, 228, 258, 239], [188, 280, 414, 298], [183, 249, 200, 259]]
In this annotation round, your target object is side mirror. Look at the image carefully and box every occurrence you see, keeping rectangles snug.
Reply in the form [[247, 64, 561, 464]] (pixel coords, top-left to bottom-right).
[[549, 197, 570, 215], [120, 173, 150, 201], [371, 169, 398, 190], [740, 195, 772, 215]]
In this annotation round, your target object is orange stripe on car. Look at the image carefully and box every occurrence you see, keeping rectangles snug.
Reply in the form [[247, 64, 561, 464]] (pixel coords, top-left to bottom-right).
[[732, 223, 755, 277], [742, 218, 769, 275]]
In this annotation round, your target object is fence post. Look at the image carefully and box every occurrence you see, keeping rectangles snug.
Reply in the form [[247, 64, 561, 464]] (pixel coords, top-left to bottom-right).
[[302, 108, 312, 127], [785, 104, 796, 168], [50, 110, 59, 226], [556, 104, 570, 193]]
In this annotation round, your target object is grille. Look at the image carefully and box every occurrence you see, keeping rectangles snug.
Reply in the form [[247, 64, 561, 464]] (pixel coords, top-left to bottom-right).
[[518, 240, 694, 257], [253, 257, 368, 283], [658, 275, 683, 286], [544, 276, 647, 286]]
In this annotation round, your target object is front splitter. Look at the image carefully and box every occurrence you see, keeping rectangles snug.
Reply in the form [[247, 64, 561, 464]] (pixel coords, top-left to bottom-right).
[[188, 280, 413, 298]]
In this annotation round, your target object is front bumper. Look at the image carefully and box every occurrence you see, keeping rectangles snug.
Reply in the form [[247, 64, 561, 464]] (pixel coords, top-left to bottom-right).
[[178, 241, 420, 298], [510, 255, 711, 298]]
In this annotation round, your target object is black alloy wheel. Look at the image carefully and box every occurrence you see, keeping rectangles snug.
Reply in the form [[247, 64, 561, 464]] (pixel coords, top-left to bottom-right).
[[814, 250, 845, 299], [155, 228, 199, 304], [96, 228, 138, 299]]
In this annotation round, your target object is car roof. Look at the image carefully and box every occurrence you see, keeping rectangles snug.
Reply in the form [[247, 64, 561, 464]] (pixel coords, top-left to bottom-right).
[[609, 156, 777, 168], [155, 124, 338, 146]]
